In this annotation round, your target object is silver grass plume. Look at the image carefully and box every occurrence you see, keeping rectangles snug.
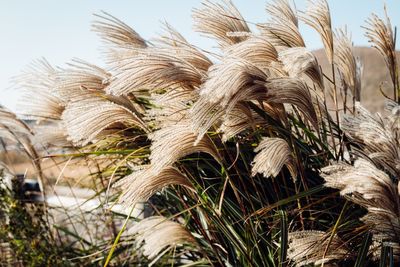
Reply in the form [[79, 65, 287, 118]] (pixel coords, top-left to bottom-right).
[[189, 37, 279, 142], [32, 124, 70, 148], [155, 22, 212, 73], [199, 59, 268, 106], [342, 102, 400, 177], [192, 0, 251, 48], [301, 0, 334, 64], [0, 108, 44, 189], [192, 63, 319, 142], [61, 94, 148, 146], [266, 0, 298, 27], [127, 216, 198, 260], [259, 0, 304, 48], [334, 29, 362, 104], [14, 59, 63, 120], [149, 119, 221, 174], [190, 59, 269, 141], [385, 100, 400, 135], [278, 47, 323, 88], [251, 137, 297, 178], [92, 11, 147, 64], [219, 103, 264, 142], [321, 159, 400, 253], [288, 230, 349, 266], [364, 11, 398, 95], [115, 165, 193, 207], [54, 59, 111, 102], [106, 49, 203, 97], [266, 78, 319, 131], [224, 36, 279, 71]]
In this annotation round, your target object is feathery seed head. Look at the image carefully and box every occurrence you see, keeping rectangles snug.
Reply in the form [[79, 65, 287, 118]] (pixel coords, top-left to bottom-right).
[[128, 216, 198, 259], [192, 0, 250, 48]]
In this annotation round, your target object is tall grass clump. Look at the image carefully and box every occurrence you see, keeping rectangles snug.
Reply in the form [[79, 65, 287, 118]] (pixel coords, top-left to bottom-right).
[[0, 0, 399, 266]]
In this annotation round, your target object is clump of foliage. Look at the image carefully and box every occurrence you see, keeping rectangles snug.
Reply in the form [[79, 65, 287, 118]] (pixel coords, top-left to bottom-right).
[[1, 0, 399, 266], [0, 170, 71, 266]]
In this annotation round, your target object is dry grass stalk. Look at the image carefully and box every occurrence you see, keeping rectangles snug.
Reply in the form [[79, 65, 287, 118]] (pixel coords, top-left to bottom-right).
[[55, 59, 111, 102], [224, 36, 278, 71], [259, 0, 304, 48], [92, 11, 147, 64], [0, 108, 44, 190], [218, 103, 264, 142], [32, 124, 70, 148], [155, 22, 213, 74], [266, 0, 298, 27], [106, 49, 203, 97], [266, 78, 319, 130], [0, 108, 32, 138]]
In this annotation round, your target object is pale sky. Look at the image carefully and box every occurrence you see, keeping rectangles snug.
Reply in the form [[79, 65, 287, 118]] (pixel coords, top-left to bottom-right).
[[0, 0, 399, 112]]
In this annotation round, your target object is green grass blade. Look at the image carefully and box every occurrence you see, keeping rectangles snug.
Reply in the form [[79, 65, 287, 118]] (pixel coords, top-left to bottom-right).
[[354, 232, 372, 267], [278, 210, 288, 267], [250, 184, 325, 218], [103, 206, 135, 267], [379, 245, 388, 267], [389, 246, 394, 267]]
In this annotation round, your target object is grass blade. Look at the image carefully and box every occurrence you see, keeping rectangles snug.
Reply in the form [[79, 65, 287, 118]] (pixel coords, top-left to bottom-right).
[[278, 210, 288, 267], [354, 232, 372, 267]]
